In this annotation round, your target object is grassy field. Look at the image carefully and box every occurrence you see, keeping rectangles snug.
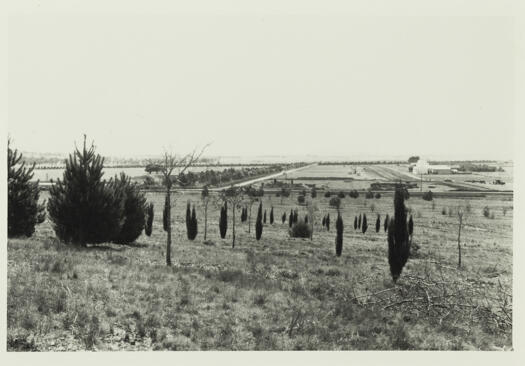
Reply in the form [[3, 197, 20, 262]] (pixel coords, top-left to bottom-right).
[[7, 191, 513, 351]]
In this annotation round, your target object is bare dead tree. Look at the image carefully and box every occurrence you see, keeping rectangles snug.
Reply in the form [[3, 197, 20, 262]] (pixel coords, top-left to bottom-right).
[[456, 203, 468, 268], [150, 145, 209, 266]]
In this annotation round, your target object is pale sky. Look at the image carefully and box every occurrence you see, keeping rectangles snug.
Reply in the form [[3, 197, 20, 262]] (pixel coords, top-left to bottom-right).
[[8, 10, 515, 160]]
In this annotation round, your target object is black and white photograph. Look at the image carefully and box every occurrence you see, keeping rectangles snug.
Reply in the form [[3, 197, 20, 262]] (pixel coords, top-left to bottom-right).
[[2, 0, 524, 363]]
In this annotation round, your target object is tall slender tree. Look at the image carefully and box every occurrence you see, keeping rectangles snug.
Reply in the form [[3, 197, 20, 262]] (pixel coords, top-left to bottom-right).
[[362, 214, 368, 234], [388, 186, 411, 282], [384, 214, 389, 232], [185, 201, 192, 239], [326, 213, 330, 231], [263, 210, 267, 224], [219, 203, 227, 239], [201, 186, 210, 240], [255, 202, 263, 240], [220, 186, 244, 248], [354, 216, 358, 230], [358, 214, 362, 229], [270, 207, 274, 224], [282, 212, 286, 224], [144, 202, 154, 237], [335, 213, 343, 257], [375, 214, 381, 233]]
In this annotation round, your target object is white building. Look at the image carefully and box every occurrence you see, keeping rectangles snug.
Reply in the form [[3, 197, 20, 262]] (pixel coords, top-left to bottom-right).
[[413, 159, 430, 175]]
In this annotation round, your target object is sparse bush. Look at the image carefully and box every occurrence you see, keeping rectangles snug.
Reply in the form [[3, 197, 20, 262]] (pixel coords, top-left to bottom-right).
[[483, 206, 490, 218], [8, 140, 46, 237], [365, 191, 374, 199], [329, 196, 341, 209], [370, 203, 376, 212], [324, 191, 331, 198], [290, 221, 312, 238], [375, 192, 381, 199], [442, 207, 447, 215], [337, 191, 346, 199], [349, 190, 359, 199], [422, 190, 433, 201], [311, 187, 317, 199], [297, 195, 305, 205]]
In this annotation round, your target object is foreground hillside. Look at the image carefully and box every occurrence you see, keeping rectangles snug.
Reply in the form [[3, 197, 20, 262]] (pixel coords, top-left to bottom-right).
[[7, 192, 513, 351]]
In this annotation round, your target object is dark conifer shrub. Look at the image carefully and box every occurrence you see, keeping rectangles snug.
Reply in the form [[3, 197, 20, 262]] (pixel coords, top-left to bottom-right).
[[219, 203, 228, 239], [297, 195, 305, 205], [8, 140, 45, 237], [293, 210, 298, 223], [375, 214, 381, 233], [384, 214, 389, 232], [311, 188, 317, 198], [163, 195, 169, 232], [255, 202, 263, 240], [282, 212, 286, 224], [290, 221, 311, 238], [263, 210, 267, 224], [365, 191, 374, 199], [338, 191, 345, 199], [189, 205, 198, 240], [111, 173, 147, 244], [335, 213, 343, 257], [185, 202, 191, 239], [289, 210, 293, 228], [375, 193, 381, 199], [47, 138, 124, 245], [326, 213, 330, 231], [270, 207, 274, 224], [387, 186, 411, 283], [324, 191, 331, 198], [329, 196, 341, 209], [322, 216, 326, 227], [354, 216, 358, 230], [145, 202, 154, 237], [422, 190, 433, 201], [362, 214, 368, 234]]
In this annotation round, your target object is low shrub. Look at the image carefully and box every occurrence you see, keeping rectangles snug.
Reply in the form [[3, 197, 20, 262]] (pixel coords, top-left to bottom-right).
[[290, 221, 312, 238]]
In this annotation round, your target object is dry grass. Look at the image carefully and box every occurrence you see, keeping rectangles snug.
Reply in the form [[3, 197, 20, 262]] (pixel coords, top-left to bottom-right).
[[7, 191, 512, 351]]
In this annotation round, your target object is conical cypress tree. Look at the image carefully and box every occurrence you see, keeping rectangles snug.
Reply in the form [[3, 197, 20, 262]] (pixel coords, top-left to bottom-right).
[[388, 186, 411, 283], [219, 203, 228, 239], [408, 214, 414, 239], [358, 214, 362, 229], [326, 213, 330, 231], [305, 215, 308, 224], [322, 216, 326, 227], [354, 216, 358, 230], [145, 203, 154, 237], [8, 140, 46, 237], [270, 207, 274, 224], [335, 213, 343, 257], [263, 210, 267, 224], [384, 214, 389, 232], [362, 214, 368, 234], [255, 202, 263, 240], [163, 195, 169, 232], [289, 210, 293, 228], [282, 212, 286, 224], [375, 214, 380, 233], [293, 210, 298, 223], [47, 137, 124, 245], [189, 205, 198, 240], [186, 202, 191, 239]]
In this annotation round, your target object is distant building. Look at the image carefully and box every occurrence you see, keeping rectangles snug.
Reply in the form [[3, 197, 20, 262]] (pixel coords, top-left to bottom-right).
[[413, 159, 430, 175], [428, 165, 452, 174]]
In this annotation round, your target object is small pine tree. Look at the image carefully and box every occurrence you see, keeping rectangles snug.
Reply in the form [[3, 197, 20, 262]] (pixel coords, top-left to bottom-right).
[[255, 202, 263, 240], [335, 213, 343, 257], [144, 202, 154, 237], [384, 214, 389, 232], [282, 212, 286, 224], [293, 210, 298, 223], [8, 140, 46, 237], [289, 210, 293, 228], [111, 173, 147, 244], [375, 214, 381, 233], [388, 186, 411, 283], [47, 137, 124, 245], [322, 216, 326, 227], [270, 207, 274, 224], [362, 214, 368, 234], [354, 216, 357, 230], [263, 209, 267, 224], [358, 214, 362, 229], [326, 213, 330, 231]]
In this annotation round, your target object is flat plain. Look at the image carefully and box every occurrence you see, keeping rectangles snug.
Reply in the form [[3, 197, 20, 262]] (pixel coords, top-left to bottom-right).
[[7, 177, 513, 350]]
